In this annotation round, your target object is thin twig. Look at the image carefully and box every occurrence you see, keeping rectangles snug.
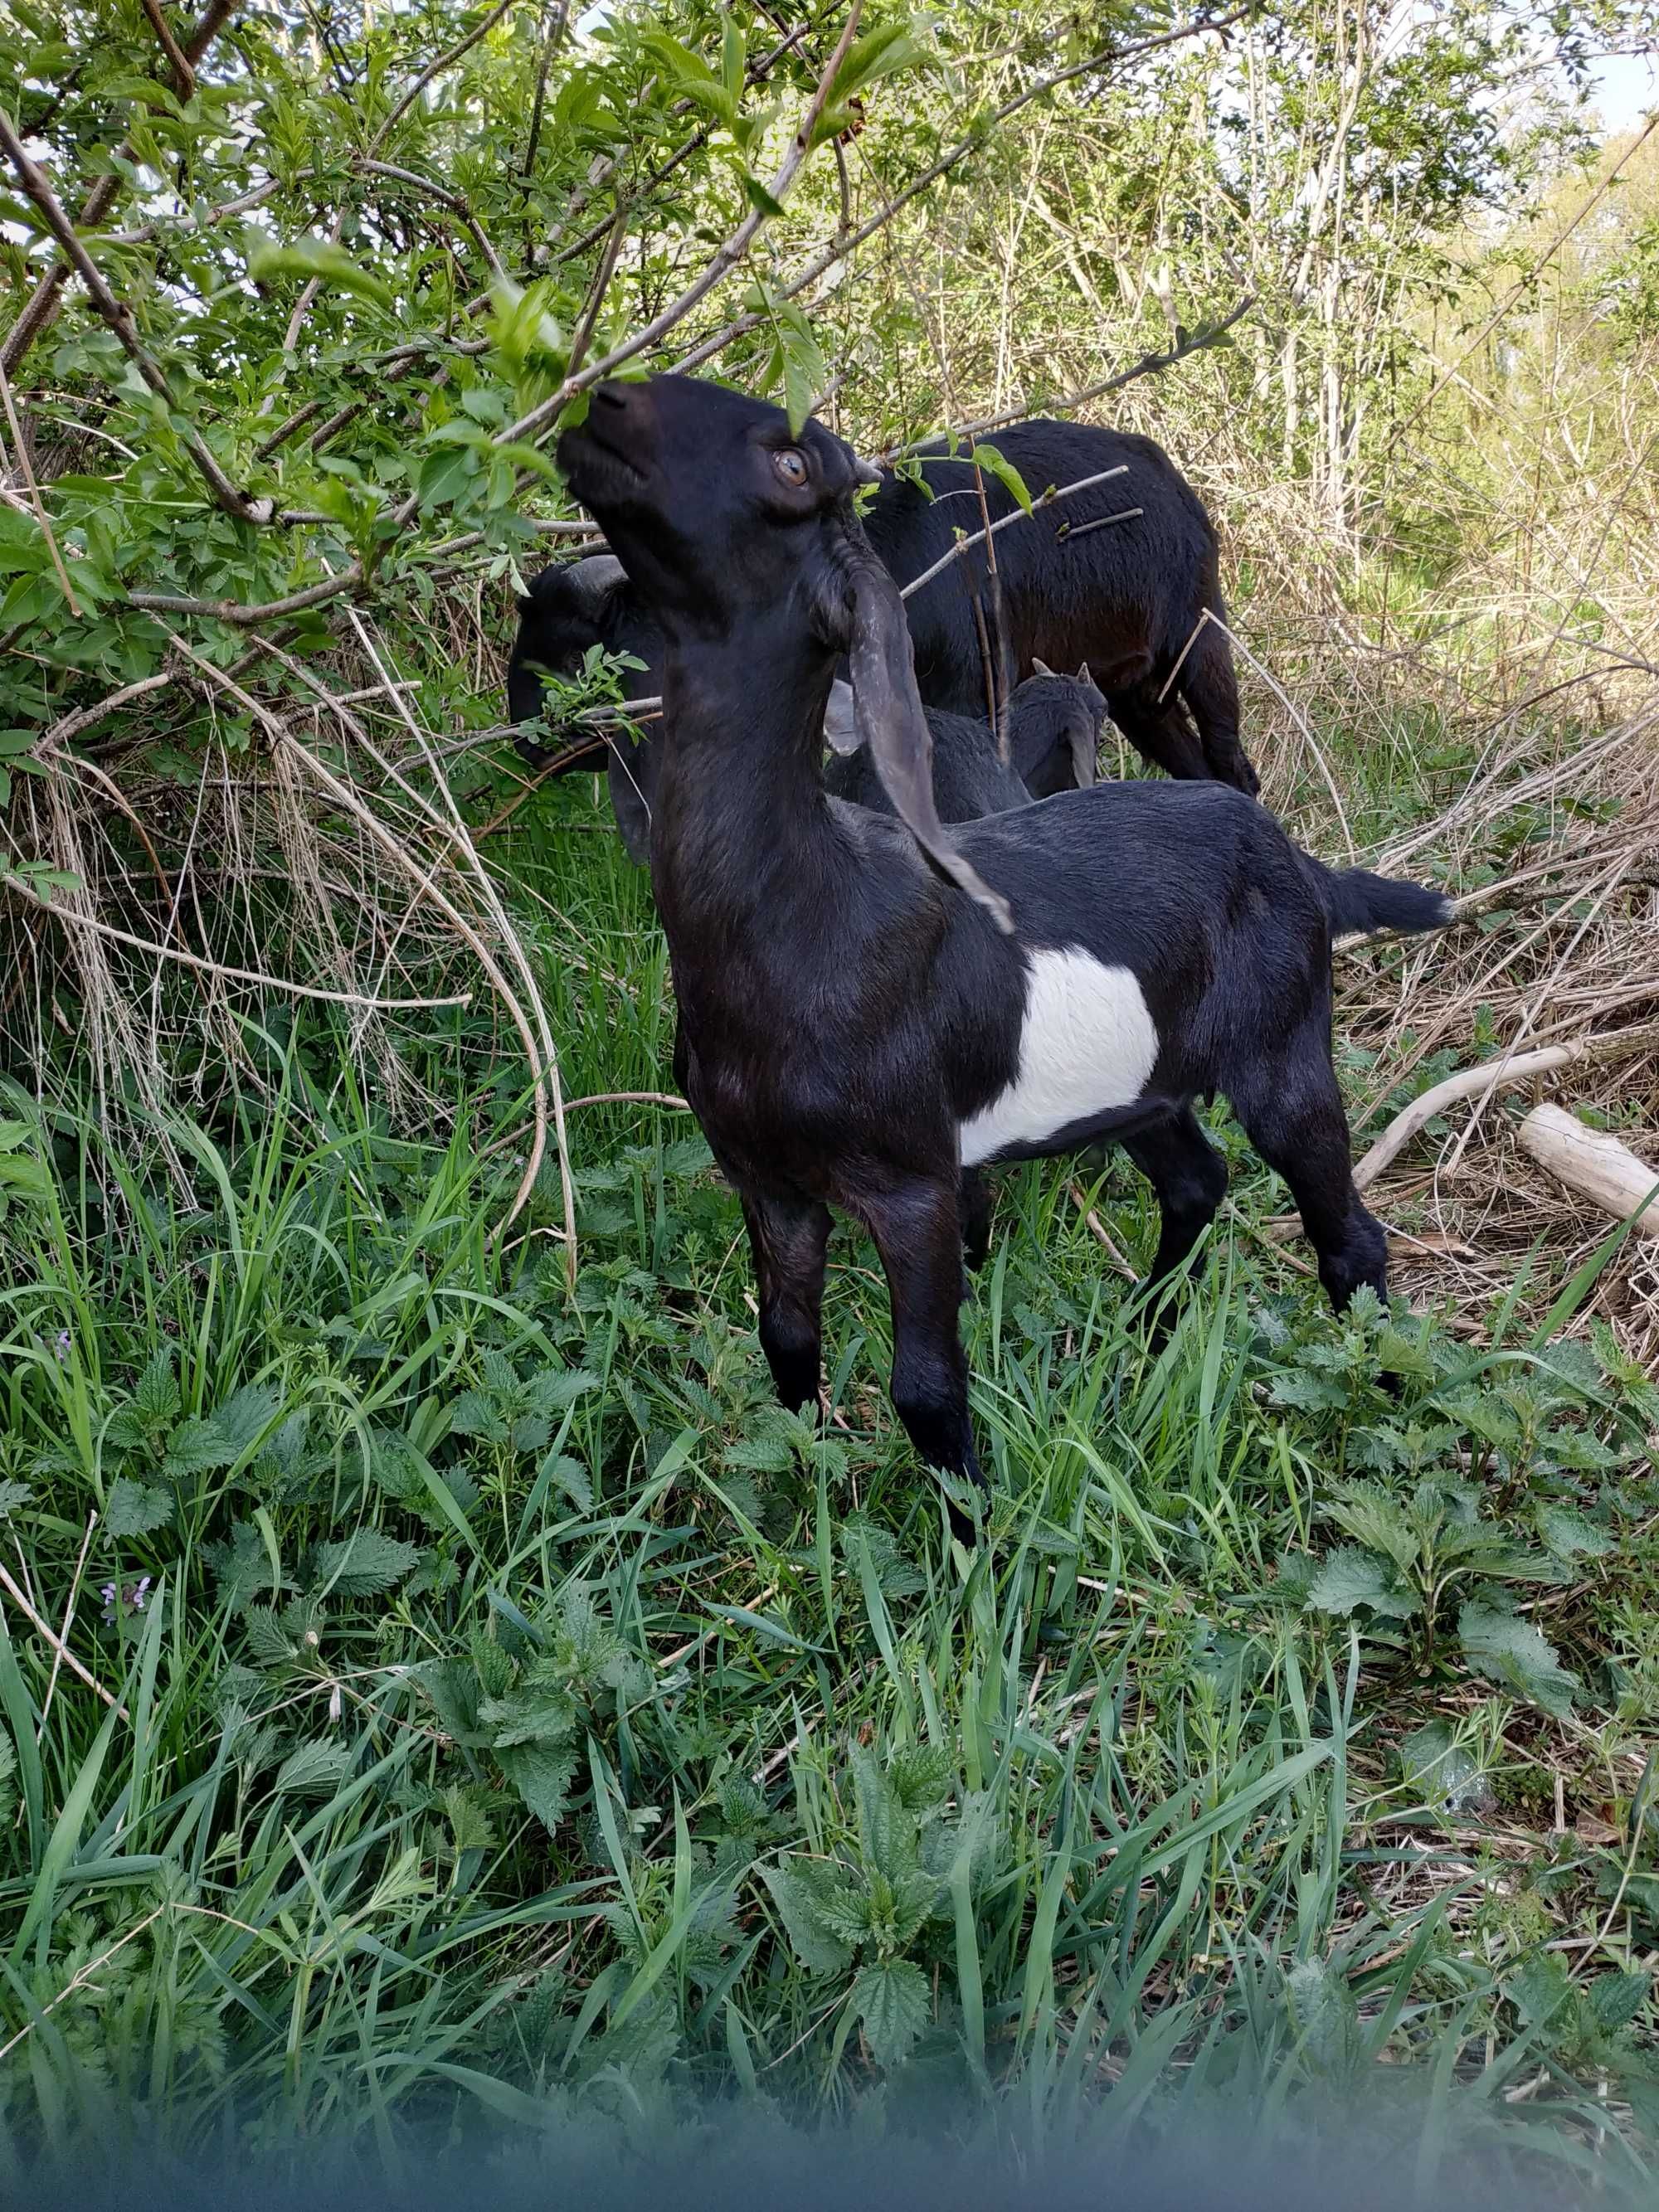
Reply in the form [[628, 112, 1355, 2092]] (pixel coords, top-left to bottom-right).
[[0, 1556, 129, 1720], [898, 469, 1131, 601], [0, 352, 80, 613], [36, 1511, 98, 1740], [0, 104, 268, 523], [368, 0, 523, 154]]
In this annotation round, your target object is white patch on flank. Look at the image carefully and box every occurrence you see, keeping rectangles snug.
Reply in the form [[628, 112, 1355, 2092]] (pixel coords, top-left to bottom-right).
[[960, 946, 1160, 1168]]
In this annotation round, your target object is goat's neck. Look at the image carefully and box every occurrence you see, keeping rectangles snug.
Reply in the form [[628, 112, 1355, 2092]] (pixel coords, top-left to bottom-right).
[[652, 626, 840, 934]]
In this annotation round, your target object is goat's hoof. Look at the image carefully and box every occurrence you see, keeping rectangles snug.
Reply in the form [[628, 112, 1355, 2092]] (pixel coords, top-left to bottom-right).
[[1227, 756, 1262, 798]]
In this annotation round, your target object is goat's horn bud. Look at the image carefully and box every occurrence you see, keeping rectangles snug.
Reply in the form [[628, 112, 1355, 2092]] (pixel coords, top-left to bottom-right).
[[851, 455, 883, 487]]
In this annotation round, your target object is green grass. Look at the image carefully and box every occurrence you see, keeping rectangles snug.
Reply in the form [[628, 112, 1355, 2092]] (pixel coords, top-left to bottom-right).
[[0, 764, 1656, 2197]]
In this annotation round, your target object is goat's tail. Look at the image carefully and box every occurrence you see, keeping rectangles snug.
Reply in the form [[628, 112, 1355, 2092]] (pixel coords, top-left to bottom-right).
[[1307, 861, 1454, 947]]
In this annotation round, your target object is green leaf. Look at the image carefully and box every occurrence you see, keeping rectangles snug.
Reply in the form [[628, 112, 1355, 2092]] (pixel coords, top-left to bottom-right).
[[759, 1860, 854, 1975], [1587, 1969, 1650, 2032], [134, 1349, 180, 1427], [849, 1957, 930, 2070], [104, 1476, 174, 1539], [0, 1479, 31, 1521], [1306, 1544, 1419, 1619], [1457, 1603, 1579, 1717], [309, 1529, 422, 1599], [970, 440, 1032, 515], [538, 1450, 593, 1513], [273, 1740, 354, 1796], [249, 236, 393, 310], [1537, 1505, 1613, 1559], [496, 1739, 578, 1832]]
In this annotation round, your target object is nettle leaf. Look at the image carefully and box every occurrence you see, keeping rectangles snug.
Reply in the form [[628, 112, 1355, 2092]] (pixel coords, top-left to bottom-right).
[[1269, 1370, 1350, 1412], [1306, 1545, 1419, 1620], [538, 1450, 594, 1512], [273, 1740, 355, 1796], [448, 1388, 506, 1443], [1588, 1969, 1650, 2033], [207, 1519, 294, 1614], [134, 1348, 181, 1427], [850, 1957, 931, 2071], [1458, 1603, 1579, 1717], [496, 1740, 579, 1832], [0, 1478, 31, 1520], [759, 1861, 854, 1976], [888, 1743, 955, 1813], [1537, 1505, 1614, 1560], [1327, 1483, 1418, 1574], [104, 1475, 174, 1539], [309, 1529, 422, 1599]]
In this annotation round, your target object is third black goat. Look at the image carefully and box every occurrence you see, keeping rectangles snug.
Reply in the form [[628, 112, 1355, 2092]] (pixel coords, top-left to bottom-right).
[[557, 372, 1450, 1509]]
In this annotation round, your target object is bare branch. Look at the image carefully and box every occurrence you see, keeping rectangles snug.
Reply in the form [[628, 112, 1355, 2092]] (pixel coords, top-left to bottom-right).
[[674, 8, 1253, 377], [897, 469, 1132, 601], [137, 0, 196, 93]]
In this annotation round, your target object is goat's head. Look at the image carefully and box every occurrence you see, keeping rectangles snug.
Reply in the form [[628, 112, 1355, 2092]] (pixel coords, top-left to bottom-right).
[[558, 374, 1011, 930], [507, 554, 633, 727], [1023, 659, 1109, 793]]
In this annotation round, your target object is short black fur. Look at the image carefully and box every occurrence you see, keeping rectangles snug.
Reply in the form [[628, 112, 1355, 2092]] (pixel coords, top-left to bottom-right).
[[557, 373, 1452, 1509]]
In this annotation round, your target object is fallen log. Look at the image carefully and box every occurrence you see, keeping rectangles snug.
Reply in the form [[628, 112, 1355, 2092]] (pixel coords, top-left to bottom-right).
[[1516, 1103, 1659, 1238]]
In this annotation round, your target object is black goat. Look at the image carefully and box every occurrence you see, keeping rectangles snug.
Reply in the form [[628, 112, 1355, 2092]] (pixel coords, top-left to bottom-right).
[[823, 668, 1106, 821], [557, 373, 1450, 1508], [511, 416, 1254, 856]]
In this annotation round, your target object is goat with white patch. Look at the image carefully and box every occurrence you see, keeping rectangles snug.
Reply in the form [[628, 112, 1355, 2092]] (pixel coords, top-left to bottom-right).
[[557, 374, 1452, 1508]]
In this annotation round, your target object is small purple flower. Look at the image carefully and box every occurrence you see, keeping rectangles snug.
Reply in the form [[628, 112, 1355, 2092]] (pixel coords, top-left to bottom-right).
[[102, 1576, 152, 1625], [52, 1330, 71, 1364]]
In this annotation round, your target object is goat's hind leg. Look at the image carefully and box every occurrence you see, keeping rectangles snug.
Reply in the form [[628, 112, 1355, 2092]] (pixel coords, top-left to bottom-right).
[[1228, 1037, 1388, 1316], [1121, 1105, 1228, 1343], [740, 1189, 834, 1413]]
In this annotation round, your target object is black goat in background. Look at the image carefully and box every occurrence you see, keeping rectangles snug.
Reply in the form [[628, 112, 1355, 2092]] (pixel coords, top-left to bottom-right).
[[557, 372, 1449, 1512], [823, 667, 1107, 819], [509, 417, 1254, 857]]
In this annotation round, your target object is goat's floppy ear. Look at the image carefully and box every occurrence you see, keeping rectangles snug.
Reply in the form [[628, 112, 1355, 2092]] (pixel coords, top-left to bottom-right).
[[823, 678, 862, 756], [1068, 713, 1098, 790], [844, 554, 1013, 932]]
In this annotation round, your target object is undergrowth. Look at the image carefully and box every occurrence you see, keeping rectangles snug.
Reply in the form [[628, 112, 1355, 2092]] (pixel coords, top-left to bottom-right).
[[0, 882, 1655, 2190]]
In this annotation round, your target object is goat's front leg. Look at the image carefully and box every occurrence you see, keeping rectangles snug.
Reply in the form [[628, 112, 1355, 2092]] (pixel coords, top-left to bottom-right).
[[739, 1189, 833, 1414], [863, 1179, 988, 1498], [960, 1166, 991, 1278]]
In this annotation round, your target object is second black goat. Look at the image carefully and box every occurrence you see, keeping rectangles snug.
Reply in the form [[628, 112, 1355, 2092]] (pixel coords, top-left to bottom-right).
[[557, 373, 1450, 1510]]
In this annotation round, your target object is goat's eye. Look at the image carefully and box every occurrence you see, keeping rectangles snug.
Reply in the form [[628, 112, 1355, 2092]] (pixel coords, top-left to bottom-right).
[[771, 447, 809, 487]]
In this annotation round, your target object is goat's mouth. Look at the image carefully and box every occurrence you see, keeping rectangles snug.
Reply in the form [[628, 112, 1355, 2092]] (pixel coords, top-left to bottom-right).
[[557, 421, 653, 509]]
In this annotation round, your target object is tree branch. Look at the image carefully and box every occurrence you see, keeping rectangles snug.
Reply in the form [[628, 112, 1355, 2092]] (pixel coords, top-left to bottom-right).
[[0, 106, 270, 523], [0, 0, 240, 376]]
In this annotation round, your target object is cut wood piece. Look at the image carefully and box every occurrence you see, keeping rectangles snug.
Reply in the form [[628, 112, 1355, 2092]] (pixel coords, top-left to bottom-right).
[[1517, 1102, 1659, 1238], [1351, 1021, 1659, 1193]]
